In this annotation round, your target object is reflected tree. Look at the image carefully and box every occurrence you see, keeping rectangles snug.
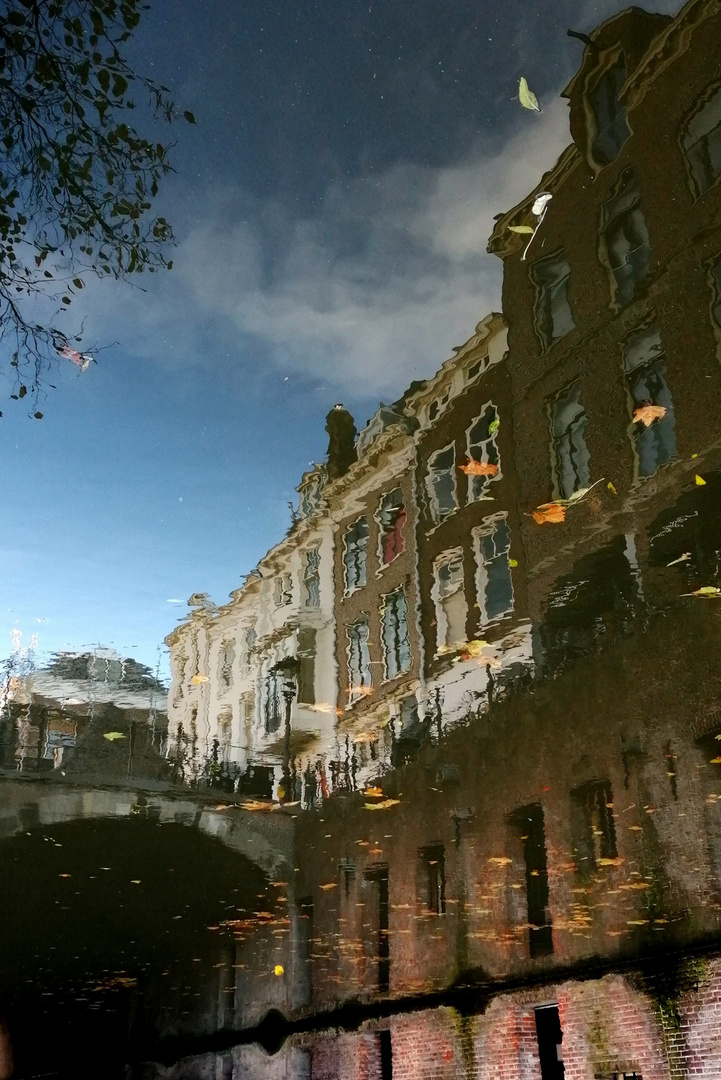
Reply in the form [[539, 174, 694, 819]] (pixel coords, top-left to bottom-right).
[[0, 0, 193, 411]]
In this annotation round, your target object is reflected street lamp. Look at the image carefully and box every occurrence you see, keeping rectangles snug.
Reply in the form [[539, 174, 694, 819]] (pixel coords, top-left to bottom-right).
[[269, 657, 300, 803]]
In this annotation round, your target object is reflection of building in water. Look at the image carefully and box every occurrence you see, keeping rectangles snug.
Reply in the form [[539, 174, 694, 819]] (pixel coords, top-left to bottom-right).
[[166, 318, 519, 799], [0, 649, 168, 777], [158, 3, 721, 1077]]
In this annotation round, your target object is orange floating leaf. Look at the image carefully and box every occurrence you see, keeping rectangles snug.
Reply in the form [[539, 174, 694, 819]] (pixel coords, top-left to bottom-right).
[[458, 459, 499, 477], [532, 502, 566, 525], [319, 882, 338, 891], [633, 405, 666, 426]]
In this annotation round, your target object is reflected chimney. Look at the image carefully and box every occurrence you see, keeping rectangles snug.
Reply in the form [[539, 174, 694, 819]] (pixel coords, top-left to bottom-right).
[[325, 403, 357, 481]]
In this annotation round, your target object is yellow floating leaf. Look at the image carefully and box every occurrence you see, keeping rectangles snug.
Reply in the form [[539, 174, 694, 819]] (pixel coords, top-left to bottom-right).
[[364, 798, 400, 811], [273, 965, 284, 976], [319, 882, 338, 891], [633, 404, 666, 426], [518, 76, 540, 111], [190, 674, 209, 685], [508, 224, 535, 234], [696, 475, 706, 486], [131, 880, 141, 884], [710, 757, 721, 764], [509, 558, 518, 567], [688, 586, 721, 598], [607, 482, 618, 495], [532, 502, 566, 525], [487, 856, 512, 866], [103, 731, 125, 741]]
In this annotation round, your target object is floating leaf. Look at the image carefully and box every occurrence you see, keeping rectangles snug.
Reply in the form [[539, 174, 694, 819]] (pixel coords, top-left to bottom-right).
[[184, 110, 196, 124], [239, 800, 273, 811], [190, 674, 209, 685], [633, 404, 666, 426], [487, 856, 512, 866], [488, 418, 500, 434], [607, 482, 618, 495], [531, 192, 553, 216], [696, 475, 706, 486], [319, 882, 338, 891], [364, 786, 384, 797], [103, 731, 125, 741], [458, 639, 490, 660], [273, 964, 284, 976], [518, 76, 540, 112], [666, 552, 691, 567], [459, 459, 499, 476], [532, 502, 566, 525], [364, 798, 400, 811], [508, 224, 534, 234], [711, 757, 721, 764], [686, 586, 721, 598]]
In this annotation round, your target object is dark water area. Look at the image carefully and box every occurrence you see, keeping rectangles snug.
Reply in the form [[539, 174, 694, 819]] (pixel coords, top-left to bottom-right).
[[2, 0, 721, 1077]]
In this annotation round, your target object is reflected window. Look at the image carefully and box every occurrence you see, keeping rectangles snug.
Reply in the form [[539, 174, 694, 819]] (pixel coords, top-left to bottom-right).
[[602, 171, 650, 309], [531, 250, 575, 349], [274, 573, 293, 607], [434, 551, 467, 651], [347, 617, 372, 703], [589, 54, 631, 165], [571, 779, 617, 874], [378, 489, 406, 566], [418, 845, 446, 914], [426, 444, 458, 523], [466, 405, 501, 502], [297, 627, 316, 705], [683, 83, 721, 197], [381, 588, 411, 680], [550, 382, 590, 499], [712, 253, 721, 332], [510, 803, 553, 959], [261, 668, 282, 735], [218, 640, 235, 689], [302, 548, 320, 607], [344, 517, 368, 593], [474, 517, 514, 624], [624, 323, 676, 477]]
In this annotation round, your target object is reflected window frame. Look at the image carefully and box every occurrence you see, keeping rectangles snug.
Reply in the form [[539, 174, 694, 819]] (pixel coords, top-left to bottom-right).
[[426, 443, 458, 524], [600, 169, 651, 311], [586, 50, 632, 168], [473, 514, 515, 628], [465, 403, 502, 503], [622, 319, 677, 481], [548, 380, 591, 501], [380, 586, 412, 681], [681, 80, 721, 199], [530, 248, 575, 351], [343, 516, 369, 595], [432, 547, 467, 654]]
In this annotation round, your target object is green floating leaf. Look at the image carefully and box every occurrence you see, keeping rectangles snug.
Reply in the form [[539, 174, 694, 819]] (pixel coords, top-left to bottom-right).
[[519, 76, 540, 112], [508, 225, 534, 234], [103, 731, 126, 741]]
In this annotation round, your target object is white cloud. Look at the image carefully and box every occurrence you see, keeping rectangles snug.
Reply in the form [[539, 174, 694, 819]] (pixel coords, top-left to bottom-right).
[[79, 97, 573, 397], [167, 98, 572, 396]]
